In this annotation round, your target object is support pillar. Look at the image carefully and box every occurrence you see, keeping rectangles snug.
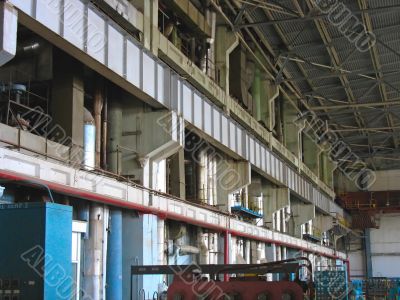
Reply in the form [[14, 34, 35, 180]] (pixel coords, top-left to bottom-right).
[[168, 148, 186, 198], [130, 214, 164, 296], [224, 231, 230, 281], [93, 79, 104, 168], [143, 0, 159, 55], [303, 135, 321, 176], [283, 99, 301, 157], [106, 209, 122, 300], [365, 228, 373, 278], [320, 151, 335, 187], [252, 63, 261, 121], [107, 99, 122, 174], [52, 51, 84, 163], [265, 81, 279, 131]]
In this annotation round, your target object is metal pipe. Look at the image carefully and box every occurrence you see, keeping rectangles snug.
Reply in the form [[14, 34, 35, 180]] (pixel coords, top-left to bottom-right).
[[94, 79, 103, 168], [224, 231, 230, 281], [83, 204, 104, 300], [102, 88, 108, 169], [106, 209, 123, 300]]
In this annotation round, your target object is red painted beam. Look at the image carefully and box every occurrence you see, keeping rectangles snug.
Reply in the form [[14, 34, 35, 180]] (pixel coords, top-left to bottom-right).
[[0, 169, 342, 259]]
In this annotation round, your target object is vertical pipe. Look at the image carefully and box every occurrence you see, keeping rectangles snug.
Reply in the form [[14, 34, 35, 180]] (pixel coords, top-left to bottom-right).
[[102, 91, 108, 169], [245, 239, 251, 264], [344, 259, 351, 282], [83, 124, 96, 170], [83, 204, 104, 300], [198, 149, 207, 203], [157, 218, 167, 294], [365, 228, 373, 278], [106, 209, 123, 300], [212, 156, 217, 206], [78, 202, 90, 239], [224, 231, 230, 282], [107, 99, 122, 174], [94, 79, 103, 168], [102, 206, 109, 299]]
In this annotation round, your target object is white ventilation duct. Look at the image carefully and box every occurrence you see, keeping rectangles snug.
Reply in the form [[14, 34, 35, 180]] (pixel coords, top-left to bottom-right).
[[179, 245, 200, 256], [198, 228, 209, 264], [0, 2, 17, 67]]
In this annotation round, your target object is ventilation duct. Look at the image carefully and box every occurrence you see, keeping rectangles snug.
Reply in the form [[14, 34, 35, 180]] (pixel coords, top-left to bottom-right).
[[169, 223, 187, 240], [179, 245, 200, 256], [0, 2, 17, 67], [229, 45, 253, 110]]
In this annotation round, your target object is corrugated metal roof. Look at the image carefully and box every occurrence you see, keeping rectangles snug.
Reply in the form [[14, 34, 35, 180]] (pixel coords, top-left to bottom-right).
[[231, 0, 400, 169]]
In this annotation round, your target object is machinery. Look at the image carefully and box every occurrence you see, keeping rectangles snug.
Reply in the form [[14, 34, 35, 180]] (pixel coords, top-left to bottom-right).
[[0, 202, 72, 300], [351, 278, 400, 299], [131, 257, 313, 299]]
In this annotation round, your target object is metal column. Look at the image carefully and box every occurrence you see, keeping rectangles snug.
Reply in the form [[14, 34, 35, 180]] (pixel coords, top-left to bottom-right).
[[106, 209, 123, 300]]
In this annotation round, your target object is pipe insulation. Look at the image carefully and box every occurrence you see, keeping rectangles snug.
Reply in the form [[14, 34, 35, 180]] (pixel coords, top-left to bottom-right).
[[0, 2, 17, 67], [83, 204, 105, 300]]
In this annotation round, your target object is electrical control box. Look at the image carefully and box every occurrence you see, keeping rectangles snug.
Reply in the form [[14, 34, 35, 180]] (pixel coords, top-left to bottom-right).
[[0, 202, 72, 300]]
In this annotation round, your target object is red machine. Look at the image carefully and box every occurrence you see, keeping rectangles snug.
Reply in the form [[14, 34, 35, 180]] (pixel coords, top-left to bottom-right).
[[132, 257, 313, 299], [167, 274, 304, 299]]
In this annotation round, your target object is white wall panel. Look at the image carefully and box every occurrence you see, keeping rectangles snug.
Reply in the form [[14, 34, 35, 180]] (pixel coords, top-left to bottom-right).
[[221, 115, 229, 146], [193, 93, 203, 129], [249, 138, 255, 164], [63, 0, 85, 49], [157, 64, 167, 105], [204, 101, 212, 136], [87, 7, 106, 63], [237, 127, 243, 156], [37, 0, 62, 34], [10, 0, 32, 15], [182, 84, 192, 122], [212, 108, 220, 141], [108, 25, 124, 76], [142, 52, 155, 97], [126, 39, 141, 87], [229, 121, 236, 152]]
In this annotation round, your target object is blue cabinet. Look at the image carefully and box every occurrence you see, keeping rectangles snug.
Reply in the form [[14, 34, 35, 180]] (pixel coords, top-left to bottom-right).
[[0, 202, 73, 300]]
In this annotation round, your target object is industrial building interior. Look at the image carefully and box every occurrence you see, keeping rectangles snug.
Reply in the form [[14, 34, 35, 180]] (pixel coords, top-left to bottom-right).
[[0, 0, 399, 299]]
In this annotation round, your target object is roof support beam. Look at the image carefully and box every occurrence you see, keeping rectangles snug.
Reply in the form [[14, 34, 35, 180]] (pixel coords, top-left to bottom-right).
[[357, 0, 399, 149], [235, 5, 400, 29], [310, 99, 400, 111]]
